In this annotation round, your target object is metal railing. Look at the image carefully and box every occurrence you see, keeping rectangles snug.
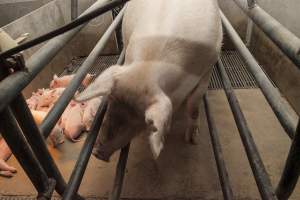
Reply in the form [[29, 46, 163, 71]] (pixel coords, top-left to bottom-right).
[[0, 0, 300, 199], [206, 1, 300, 199], [0, 0, 128, 199]]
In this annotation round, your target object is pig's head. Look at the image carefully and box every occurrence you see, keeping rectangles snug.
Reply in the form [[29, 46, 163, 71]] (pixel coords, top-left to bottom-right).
[[75, 64, 172, 159]]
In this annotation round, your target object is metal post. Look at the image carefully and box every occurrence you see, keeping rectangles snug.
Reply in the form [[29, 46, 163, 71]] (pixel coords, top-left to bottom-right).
[[40, 7, 126, 138], [109, 144, 130, 200], [276, 120, 300, 200], [0, 108, 53, 199], [62, 97, 108, 200], [204, 95, 234, 200], [71, 0, 78, 20], [232, 0, 300, 70], [220, 10, 297, 139], [217, 59, 277, 200]]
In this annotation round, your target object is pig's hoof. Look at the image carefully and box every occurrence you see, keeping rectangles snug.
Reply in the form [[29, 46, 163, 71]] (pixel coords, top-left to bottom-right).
[[185, 126, 200, 145], [92, 148, 110, 162]]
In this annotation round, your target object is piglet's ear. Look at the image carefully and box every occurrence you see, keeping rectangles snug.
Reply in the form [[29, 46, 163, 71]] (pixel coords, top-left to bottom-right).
[[53, 74, 58, 80], [75, 65, 125, 102]]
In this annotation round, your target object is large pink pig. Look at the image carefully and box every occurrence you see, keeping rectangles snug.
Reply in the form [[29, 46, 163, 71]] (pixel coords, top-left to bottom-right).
[[76, 0, 222, 160]]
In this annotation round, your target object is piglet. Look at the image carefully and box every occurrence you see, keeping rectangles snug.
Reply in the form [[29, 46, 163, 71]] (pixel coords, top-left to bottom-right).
[[50, 74, 94, 89], [60, 101, 86, 142], [36, 88, 65, 111], [31, 110, 64, 147], [82, 97, 102, 131], [0, 139, 16, 178]]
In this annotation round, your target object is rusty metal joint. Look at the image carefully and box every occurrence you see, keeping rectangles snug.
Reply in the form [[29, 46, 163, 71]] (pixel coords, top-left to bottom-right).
[[37, 178, 56, 200], [1, 53, 26, 73]]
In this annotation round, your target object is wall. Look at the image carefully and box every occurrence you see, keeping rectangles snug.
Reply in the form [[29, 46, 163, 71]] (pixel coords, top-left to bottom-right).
[[0, 0, 53, 27], [1, 0, 118, 97]]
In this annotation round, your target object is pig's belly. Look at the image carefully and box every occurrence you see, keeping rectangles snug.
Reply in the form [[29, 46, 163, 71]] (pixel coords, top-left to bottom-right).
[[169, 73, 200, 111]]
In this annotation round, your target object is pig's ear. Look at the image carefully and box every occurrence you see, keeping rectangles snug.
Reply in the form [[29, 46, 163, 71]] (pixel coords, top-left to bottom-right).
[[75, 65, 125, 102], [53, 74, 58, 80], [145, 93, 172, 159]]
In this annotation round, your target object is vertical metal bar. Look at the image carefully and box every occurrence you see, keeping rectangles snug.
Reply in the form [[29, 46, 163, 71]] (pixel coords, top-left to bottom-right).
[[220, 10, 297, 139], [245, 18, 254, 47], [62, 97, 108, 200], [71, 0, 78, 20], [203, 95, 234, 200], [217, 59, 277, 200], [276, 120, 300, 200], [10, 94, 83, 199], [0, 108, 51, 197], [109, 143, 130, 200]]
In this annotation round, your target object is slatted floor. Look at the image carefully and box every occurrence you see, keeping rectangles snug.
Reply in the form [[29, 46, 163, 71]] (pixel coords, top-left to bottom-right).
[[62, 51, 275, 90]]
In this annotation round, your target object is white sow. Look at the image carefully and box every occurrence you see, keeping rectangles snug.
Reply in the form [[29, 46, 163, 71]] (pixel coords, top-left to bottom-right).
[[76, 0, 223, 161]]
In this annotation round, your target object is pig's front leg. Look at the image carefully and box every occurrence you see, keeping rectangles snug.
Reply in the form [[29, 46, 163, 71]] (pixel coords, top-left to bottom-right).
[[185, 71, 211, 144]]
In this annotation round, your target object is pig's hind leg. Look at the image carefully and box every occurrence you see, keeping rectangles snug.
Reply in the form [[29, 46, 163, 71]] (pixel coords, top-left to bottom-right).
[[185, 71, 211, 144]]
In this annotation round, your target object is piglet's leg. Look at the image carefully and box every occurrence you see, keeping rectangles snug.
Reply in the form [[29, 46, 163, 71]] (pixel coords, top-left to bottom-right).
[[185, 71, 211, 144], [0, 139, 17, 177]]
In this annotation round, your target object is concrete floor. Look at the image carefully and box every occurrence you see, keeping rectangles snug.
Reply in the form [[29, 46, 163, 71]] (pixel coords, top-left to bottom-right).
[[0, 89, 299, 199]]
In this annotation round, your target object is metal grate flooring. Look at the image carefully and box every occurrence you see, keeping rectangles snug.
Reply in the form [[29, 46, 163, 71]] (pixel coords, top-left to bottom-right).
[[62, 51, 275, 90]]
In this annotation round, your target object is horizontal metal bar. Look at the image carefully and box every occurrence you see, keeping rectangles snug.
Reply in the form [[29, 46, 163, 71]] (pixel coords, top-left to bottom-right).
[[233, 0, 300, 70], [0, 0, 128, 59], [40, 7, 125, 138], [220, 10, 297, 139], [62, 97, 108, 200], [217, 59, 277, 200], [109, 143, 130, 200], [276, 120, 300, 200], [203, 94, 234, 200], [0, 108, 50, 196], [0, 0, 112, 113]]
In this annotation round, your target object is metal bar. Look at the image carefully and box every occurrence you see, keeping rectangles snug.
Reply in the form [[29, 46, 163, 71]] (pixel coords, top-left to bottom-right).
[[0, 108, 51, 197], [220, 10, 297, 139], [10, 94, 83, 200], [0, 0, 118, 113], [276, 120, 300, 200], [232, 0, 300, 70], [0, 0, 128, 59], [71, 0, 78, 20], [109, 143, 130, 200], [62, 97, 108, 200], [203, 94, 234, 200], [217, 59, 277, 200], [245, 18, 254, 47], [40, 7, 125, 138]]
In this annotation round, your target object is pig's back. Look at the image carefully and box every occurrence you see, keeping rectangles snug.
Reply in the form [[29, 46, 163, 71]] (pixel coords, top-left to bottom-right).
[[123, 0, 222, 69]]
